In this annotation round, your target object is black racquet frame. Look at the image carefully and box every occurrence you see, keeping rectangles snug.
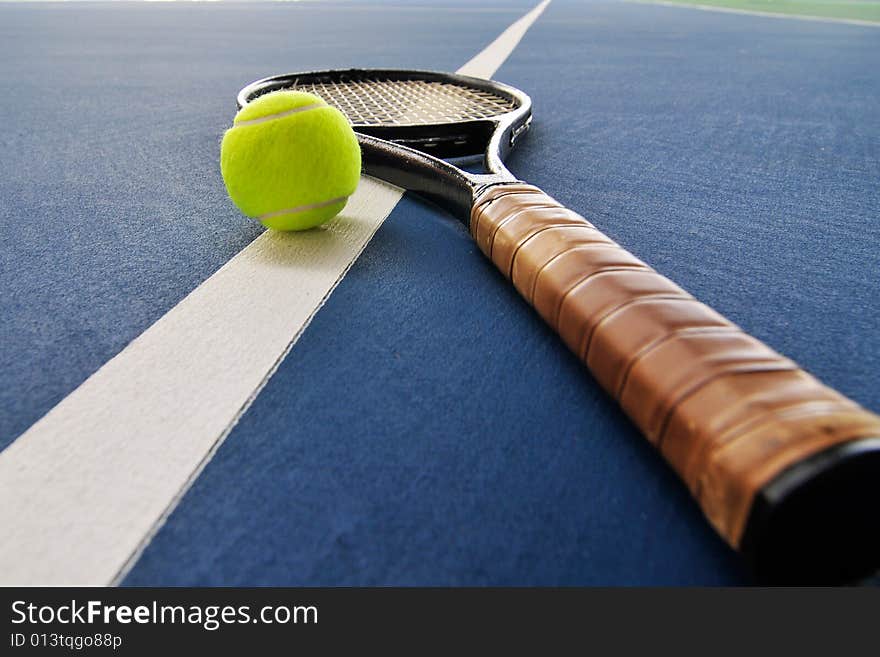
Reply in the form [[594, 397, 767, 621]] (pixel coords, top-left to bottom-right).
[[238, 69, 530, 220]]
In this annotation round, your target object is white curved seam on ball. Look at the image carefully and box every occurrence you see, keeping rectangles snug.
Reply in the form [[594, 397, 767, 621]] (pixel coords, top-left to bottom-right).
[[258, 195, 350, 220], [234, 103, 327, 127]]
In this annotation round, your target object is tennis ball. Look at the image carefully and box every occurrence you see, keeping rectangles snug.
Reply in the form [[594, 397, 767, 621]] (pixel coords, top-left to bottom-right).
[[220, 90, 361, 231]]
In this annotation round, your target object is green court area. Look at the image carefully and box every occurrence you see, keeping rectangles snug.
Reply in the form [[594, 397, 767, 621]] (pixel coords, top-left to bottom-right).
[[661, 0, 880, 22]]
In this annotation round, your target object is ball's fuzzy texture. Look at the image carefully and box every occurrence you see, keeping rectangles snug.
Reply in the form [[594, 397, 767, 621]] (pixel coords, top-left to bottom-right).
[[221, 90, 361, 231]]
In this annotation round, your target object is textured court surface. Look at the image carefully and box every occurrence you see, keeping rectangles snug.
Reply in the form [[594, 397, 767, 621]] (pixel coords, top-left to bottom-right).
[[1, 1, 878, 585]]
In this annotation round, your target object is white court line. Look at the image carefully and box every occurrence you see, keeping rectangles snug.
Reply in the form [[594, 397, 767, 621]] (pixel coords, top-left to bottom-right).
[[627, 0, 880, 28], [458, 0, 551, 78], [0, 0, 550, 586]]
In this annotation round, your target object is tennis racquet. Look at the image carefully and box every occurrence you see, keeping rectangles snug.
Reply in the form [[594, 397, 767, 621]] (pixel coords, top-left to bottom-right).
[[237, 69, 880, 583]]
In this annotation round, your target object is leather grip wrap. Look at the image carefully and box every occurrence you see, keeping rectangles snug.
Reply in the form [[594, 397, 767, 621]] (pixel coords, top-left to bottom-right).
[[471, 183, 880, 548]]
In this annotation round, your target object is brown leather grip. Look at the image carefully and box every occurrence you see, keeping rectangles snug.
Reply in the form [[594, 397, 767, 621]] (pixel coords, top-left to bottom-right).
[[471, 183, 880, 548]]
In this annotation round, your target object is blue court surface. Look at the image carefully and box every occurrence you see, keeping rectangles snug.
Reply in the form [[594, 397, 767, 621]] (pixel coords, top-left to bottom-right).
[[1, 0, 878, 586]]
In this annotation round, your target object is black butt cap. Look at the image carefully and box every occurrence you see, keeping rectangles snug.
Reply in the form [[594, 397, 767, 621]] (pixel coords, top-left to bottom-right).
[[741, 438, 880, 585]]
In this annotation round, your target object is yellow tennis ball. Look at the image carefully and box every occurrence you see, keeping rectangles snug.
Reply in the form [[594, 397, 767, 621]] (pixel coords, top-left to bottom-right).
[[220, 90, 361, 231]]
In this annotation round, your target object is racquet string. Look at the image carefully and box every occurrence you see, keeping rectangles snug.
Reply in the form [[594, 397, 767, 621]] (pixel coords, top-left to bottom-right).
[[280, 77, 517, 126]]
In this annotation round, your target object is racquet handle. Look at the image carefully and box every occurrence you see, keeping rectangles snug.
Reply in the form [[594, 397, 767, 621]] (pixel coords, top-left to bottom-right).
[[470, 183, 880, 551]]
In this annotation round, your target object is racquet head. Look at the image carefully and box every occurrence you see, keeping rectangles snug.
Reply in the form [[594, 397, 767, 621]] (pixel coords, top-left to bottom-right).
[[237, 69, 533, 219]]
